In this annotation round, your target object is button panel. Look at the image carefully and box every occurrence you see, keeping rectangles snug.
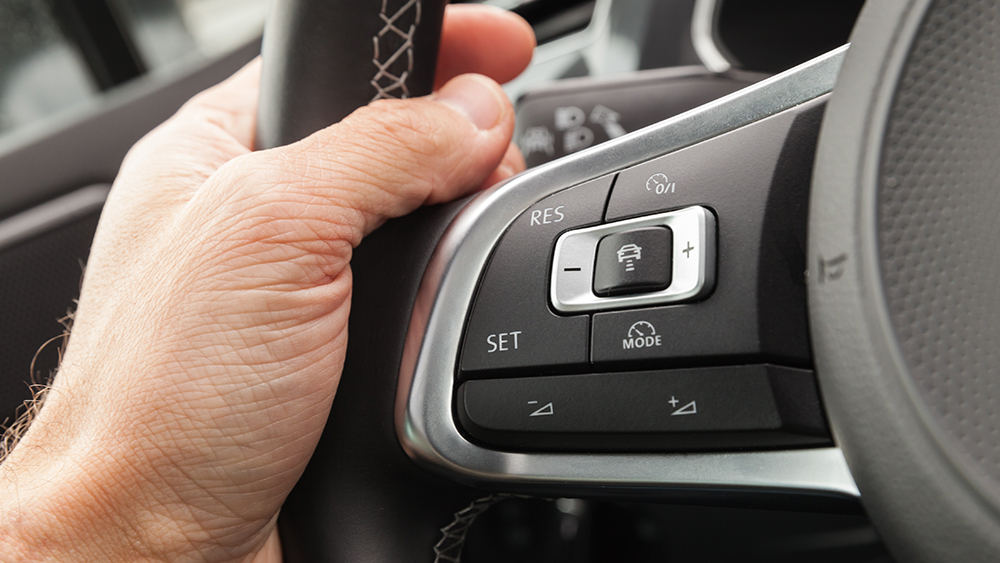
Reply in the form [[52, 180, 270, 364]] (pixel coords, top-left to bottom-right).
[[550, 206, 716, 313], [456, 365, 829, 451], [460, 176, 613, 373], [455, 99, 827, 454]]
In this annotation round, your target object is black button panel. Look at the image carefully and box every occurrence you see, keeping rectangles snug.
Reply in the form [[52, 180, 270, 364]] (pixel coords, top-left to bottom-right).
[[459, 176, 613, 373], [456, 97, 828, 452], [593, 227, 673, 296], [457, 365, 829, 451]]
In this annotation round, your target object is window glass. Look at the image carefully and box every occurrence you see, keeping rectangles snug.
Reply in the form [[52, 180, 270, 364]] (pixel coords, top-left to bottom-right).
[[0, 1, 98, 136], [0, 0, 268, 142], [174, 0, 270, 56], [115, 0, 270, 72]]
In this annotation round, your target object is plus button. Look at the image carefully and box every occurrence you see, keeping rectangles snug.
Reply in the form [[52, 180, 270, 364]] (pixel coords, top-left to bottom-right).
[[682, 241, 695, 258]]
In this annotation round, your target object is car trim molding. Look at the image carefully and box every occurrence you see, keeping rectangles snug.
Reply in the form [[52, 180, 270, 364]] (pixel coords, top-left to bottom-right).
[[691, 0, 732, 73], [0, 185, 109, 253]]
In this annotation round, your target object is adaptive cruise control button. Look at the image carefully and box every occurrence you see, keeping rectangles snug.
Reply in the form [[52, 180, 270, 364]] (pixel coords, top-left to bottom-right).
[[593, 227, 673, 296], [551, 206, 715, 313], [460, 175, 613, 373]]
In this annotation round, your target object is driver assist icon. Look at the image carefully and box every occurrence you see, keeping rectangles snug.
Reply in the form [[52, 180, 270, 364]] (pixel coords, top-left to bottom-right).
[[616, 243, 642, 271]]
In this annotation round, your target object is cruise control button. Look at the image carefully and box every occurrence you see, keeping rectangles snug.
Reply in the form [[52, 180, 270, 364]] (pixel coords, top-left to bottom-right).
[[456, 365, 829, 451], [551, 206, 714, 313], [460, 176, 613, 373], [593, 226, 673, 296], [594, 99, 825, 364]]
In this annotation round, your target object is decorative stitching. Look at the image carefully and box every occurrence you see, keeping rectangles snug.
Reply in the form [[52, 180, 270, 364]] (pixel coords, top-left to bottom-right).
[[432, 494, 504, 563], [371, 0, 422, 101]]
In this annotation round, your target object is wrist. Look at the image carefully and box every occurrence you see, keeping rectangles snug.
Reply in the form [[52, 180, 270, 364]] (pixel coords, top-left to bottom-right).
[[0, 371, 183, 562], [0, 362, 278, 563], [0, 418, 155, 561]]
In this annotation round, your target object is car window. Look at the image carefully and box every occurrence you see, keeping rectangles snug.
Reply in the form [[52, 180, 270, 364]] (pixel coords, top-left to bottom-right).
[[0, 1, 98, 137], [0, 0, 269, 142], [114, 0, 271, 70]]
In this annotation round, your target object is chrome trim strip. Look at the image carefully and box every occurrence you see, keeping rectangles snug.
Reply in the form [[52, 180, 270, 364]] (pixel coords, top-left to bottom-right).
[[0, 184, 109, 253], [396, 46, 858, 498], [691, 0, 731, 73], [551, 207, 715, 313]]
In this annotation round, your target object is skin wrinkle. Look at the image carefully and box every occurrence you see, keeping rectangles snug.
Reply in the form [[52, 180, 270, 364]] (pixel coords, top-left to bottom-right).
[[180, 328, 336, 375], [165, 302, 345, 358], [176, 288, 348, 345], [115, 433, 269, 558], [223, 201, 357, 259], [21, 441, 156, 559]]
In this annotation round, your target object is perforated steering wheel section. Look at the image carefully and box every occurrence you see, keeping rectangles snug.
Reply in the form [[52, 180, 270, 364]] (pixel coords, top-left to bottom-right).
[[809, 0, 1000, 561], [877, 0, 1000, 488]]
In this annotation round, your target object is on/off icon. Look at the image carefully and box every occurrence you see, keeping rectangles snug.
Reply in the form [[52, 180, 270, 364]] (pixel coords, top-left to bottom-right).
[[645, 173, 676, 195]]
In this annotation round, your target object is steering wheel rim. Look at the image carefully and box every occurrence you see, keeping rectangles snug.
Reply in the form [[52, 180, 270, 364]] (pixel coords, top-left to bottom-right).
[[811, 0, 1000, 561]]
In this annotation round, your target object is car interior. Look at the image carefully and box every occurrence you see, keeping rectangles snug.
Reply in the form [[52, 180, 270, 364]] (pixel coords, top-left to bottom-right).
[[2, 0, 997, 561]]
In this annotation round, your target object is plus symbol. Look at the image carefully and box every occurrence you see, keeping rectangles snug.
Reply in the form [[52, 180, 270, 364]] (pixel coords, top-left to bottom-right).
[[682, 241, 695, 258], [668, 396, 680, 407]]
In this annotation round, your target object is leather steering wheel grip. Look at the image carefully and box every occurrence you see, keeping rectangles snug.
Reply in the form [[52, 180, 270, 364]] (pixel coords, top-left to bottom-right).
[[256, 0, 446, 149], [254, 2, 481, 562]]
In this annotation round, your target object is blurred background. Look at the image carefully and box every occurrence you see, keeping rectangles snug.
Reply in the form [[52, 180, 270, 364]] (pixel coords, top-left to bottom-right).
[[0, 0, 270, 139], [0, 0, 866, 145]]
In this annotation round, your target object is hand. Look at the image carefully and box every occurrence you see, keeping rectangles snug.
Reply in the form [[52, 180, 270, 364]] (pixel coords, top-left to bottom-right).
[[0, 6, 533, 562]]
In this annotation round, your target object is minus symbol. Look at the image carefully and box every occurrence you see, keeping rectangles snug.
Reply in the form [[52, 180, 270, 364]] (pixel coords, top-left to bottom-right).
[[564, 267, 582, 272]]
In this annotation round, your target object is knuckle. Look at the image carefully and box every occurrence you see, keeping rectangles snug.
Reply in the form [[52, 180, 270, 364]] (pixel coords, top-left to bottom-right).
[[209, 150, 363, 237], [210, 151, 281, 199], [346, 100, 448, 160]]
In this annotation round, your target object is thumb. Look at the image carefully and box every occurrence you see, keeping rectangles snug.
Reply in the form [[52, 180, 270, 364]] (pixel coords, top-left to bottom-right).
[[220, 73, 516, 243]]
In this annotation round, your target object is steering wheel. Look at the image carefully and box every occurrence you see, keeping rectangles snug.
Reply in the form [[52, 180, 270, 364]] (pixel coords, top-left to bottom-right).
[[255, 1, 1000, 561]]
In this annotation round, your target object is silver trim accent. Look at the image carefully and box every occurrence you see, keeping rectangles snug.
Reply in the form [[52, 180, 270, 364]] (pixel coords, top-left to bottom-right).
[[0, 184, 109, 253], [551, 207, 715, 313], [396, 46, 857, 498], [691, 0, 732, 73]]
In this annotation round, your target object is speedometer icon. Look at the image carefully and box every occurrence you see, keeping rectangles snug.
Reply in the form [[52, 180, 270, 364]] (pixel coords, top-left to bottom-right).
[[627, 321, 656, 338]]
